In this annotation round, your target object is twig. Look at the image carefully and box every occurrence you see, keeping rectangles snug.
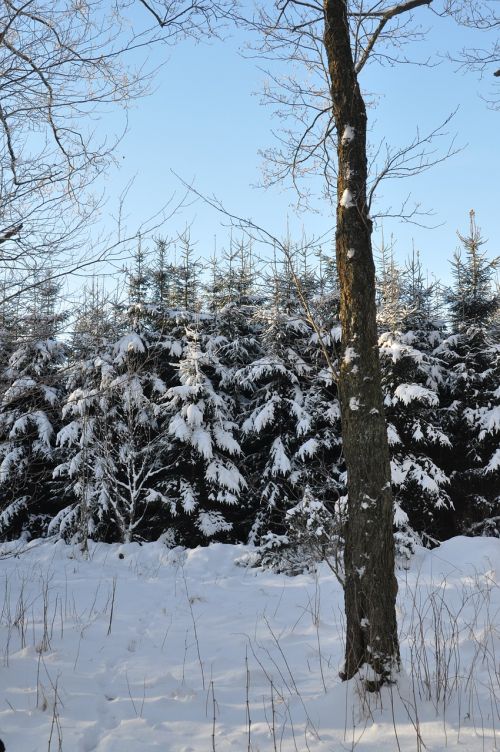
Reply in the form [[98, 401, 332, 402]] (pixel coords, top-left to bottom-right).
[[246, 647, 252, 752], [181, 565, 205, 690], [107, 576, 117, 636]]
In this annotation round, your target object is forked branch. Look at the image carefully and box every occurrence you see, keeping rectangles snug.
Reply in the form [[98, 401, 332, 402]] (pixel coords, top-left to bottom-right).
[[355, 0, 432, 73]]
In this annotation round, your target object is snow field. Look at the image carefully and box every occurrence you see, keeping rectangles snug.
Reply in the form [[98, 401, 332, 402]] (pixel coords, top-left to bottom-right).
[[0, 536, 499, 751]]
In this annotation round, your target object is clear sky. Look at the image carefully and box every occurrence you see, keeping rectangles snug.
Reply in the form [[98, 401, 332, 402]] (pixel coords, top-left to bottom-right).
[[92, 3, 499, 287]]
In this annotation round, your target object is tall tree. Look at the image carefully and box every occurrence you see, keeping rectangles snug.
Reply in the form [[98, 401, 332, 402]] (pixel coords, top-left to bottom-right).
[[240, 258, 344, 571], [229, 0, 473, 686], [320, 0, 402, 682], [447, 210, 499, 328], [54, 304, 173, 544], [230, 0, 472, 687]]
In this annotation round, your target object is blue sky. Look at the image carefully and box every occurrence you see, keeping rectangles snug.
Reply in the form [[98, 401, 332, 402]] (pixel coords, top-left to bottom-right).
[[94, 5, 499, 286]]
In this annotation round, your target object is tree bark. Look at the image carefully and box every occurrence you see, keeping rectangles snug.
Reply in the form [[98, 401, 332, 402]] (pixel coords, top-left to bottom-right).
[[323, 0, 400, 684]]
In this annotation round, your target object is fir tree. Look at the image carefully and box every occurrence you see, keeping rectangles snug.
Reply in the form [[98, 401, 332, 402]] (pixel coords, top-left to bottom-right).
[[128, 236, 150, 305], [163, 326, 246, 545], [54, 305, 172, 544], [439, 211, 500, 535], [71, 278, 119, 360], [0, 278, 66, 539], [239, 260, 344, 554], [376, 237, 405, 333], [378, 249, 452, 550], [447, 210, 499, 328]]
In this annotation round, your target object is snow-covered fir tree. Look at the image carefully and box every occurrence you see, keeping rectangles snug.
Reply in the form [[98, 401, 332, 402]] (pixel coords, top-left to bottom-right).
[[0, 278, 66, 539], [238, 251, 344, 562], [204, 237, 262, 399], [447, 211, 499, 327], [163, 325, 247, 545], [169, 230, 201, 311], [0, 274, 22, 393], [378, 249, 453, 551], [239, 307, 312, 542], [203, 236, 261, 365], [205, 236, 257, 312], [53, 303, 173, 544], [376, 237, 406, 332], [439, 211, 500, 535]]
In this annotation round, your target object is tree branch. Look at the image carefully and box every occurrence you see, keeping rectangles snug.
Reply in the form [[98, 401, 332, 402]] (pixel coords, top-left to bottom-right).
[[355, 0, 432, 73]]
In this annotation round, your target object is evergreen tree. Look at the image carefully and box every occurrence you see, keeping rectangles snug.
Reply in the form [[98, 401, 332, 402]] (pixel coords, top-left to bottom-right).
[[172, 230, 201, 311], [0, 278, 66, 539], [401, 250, 443, 333], [439, 211, 500, 535], [377, 249, 452, 550], [163, 326, 246, 546], [447, 210, 499, 328], [239, 255, 344, 556], [54, 304, 172, 544], [150, 237, 174, 308], [0, 272, 21, 399], [71, 278, 119, 360], [128, 236, 150, 305], [376, 237, 405, 333]]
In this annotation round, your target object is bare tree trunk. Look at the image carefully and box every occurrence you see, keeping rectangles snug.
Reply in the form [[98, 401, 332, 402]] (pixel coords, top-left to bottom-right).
[[323, 0, 399, 684]]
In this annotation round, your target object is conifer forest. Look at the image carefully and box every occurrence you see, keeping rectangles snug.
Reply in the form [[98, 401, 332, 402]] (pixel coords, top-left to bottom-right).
[[1, 216, 498, 559]]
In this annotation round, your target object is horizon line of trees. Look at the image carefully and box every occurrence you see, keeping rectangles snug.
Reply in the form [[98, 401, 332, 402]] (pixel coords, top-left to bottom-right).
[[0, 211, 498, 561]]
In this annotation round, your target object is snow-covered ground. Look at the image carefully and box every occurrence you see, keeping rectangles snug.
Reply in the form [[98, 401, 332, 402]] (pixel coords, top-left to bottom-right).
[[0, 536, 499, 751]]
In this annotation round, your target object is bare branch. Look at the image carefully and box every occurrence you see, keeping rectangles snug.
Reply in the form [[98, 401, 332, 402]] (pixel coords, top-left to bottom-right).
[[356, 0, 432, 73]]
